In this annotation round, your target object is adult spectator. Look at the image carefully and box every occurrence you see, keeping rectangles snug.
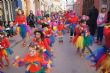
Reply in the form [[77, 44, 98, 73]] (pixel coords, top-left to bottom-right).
[[27, 10, 36, 28], [88, 6, 98, 36], [96, 5, 107, 44]]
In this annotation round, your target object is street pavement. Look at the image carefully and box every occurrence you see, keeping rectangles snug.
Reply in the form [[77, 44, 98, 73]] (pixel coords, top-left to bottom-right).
[[2, 34, 98, 73]]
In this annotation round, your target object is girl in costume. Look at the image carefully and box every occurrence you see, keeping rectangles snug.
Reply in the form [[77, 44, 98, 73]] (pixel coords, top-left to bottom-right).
[[73, 17, 93, 56], [97, 22, 110, 73], [15, 9, 28, 47], [13, 44, 46, 73], [33, 30, 52, 56], [86, 23, 110, 73], [52, 20, 58, 35], [0, 32, 13, 67], [32, 30, 53, 72], [43, 25, 55, 47], [81, 16, 93, 56], [69, 12, 78, 42], [57, 21, 65, 43], [73, 20, 84, 55]]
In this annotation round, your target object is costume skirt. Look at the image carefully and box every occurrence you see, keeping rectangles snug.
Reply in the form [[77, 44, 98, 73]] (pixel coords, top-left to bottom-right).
[[75, 36, 84, 49], [25, 67, 45, 73], [53, 26, 57, 31], [84, 35, 93, 47]]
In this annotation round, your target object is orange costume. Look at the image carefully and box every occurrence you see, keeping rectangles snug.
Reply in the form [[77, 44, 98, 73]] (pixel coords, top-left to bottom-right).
[[24, 54, 43, 72]]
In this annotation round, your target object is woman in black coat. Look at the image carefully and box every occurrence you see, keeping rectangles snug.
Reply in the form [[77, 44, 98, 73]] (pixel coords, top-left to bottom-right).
[[88, 6, 99, 36]]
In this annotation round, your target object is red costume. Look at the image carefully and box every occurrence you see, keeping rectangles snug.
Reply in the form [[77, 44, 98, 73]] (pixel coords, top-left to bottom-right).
[[69, 16, 78, 24], [104, 25, 110, 48], [0, 37, 10, 65], [33, 38, 51, 51], [24, 54, 43, 72], [57, 24, 64, 31], [15, 15, 27, 25], [0, 37, 10, 49]]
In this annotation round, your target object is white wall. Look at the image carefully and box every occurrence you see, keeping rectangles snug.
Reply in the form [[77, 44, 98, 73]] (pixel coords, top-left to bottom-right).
[[66, 0, 74, 10]]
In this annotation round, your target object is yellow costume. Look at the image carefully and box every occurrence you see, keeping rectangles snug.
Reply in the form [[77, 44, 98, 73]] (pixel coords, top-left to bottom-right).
[[53, 26, 57, 31], [98, 56, 110, 73], [75, 36, 84, 49]]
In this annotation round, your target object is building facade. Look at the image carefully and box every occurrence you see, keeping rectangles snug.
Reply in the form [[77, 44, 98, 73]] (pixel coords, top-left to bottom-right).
[[75, 0, 110, 16], [0, 0, 24, 21]]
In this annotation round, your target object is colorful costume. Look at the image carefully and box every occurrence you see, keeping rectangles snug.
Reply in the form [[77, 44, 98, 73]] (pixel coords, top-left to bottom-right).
[[14, 54, 46, 73], [32, 38, 52, 57], [15, 15, 27, 39], [104, 25, 110, 49], [57, 23, 65, 42], [43, 27, 55, 46], [86, 25, 110, 73], [0, 37, 13, 66], [73, 25, 84, 50], [69, 15, 78, 37], [24, 54, 45, 73], [82, 24, 93, 47]]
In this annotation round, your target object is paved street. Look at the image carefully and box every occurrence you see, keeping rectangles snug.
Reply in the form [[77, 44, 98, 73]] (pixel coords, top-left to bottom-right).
[[2, 34, 97, 73]]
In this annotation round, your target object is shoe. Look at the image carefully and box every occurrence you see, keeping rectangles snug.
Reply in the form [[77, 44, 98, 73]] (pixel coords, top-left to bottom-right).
[[22, 42, 26, 47]]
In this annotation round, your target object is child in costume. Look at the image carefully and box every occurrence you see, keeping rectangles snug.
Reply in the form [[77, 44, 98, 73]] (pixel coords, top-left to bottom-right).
[[73, 21, 84, 55], [52, 20, 58, 36], [43, 25, 55, 47], [81, 16, 93, 56], [15, 9, 28, 47], [69, 12, 78, 42], [57, 21, 65, 43], [13, 44, 46, 73], [0, 32, 13, 67], [73, 17, 93, 56], [86, 23, 110, 73], [33, 30, 52, 56], [32, 30, 53, 72]]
